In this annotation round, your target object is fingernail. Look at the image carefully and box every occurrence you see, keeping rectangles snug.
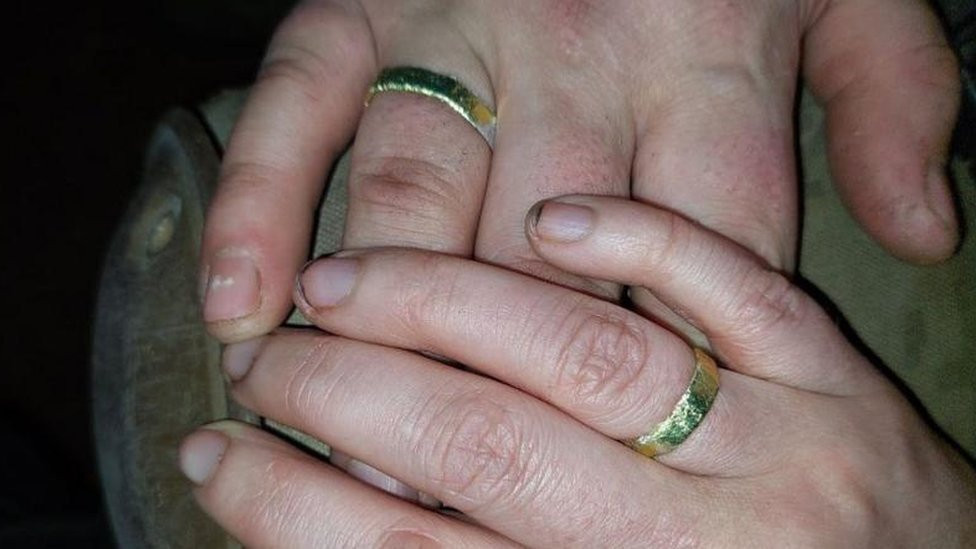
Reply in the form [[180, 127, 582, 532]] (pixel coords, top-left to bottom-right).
[[297, 258, 358, 308], [222, 337, 265, 381], [203, 250, 260, 322], [179, 428, 229, 485], [531, 201, 594, 243], [925, 164, 957, 231]]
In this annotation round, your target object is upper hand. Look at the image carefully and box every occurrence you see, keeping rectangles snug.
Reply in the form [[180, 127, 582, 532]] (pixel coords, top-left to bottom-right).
[[198, 0, 961, 343]]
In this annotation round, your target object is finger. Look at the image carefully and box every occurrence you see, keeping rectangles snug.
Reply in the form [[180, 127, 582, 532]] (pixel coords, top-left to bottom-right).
[[290, 251, 789, 474], [474, 60, 634, 299], [342, 93, 491, 253], [804, 0, 960, 264], [200, 1, 376, 342], [342, 37, 493, 252], [337, 24, 495, 498], [525, 195, 883, 395], [179, 421, 511, 548], [295, 251, 690, 438], [224, 332, 711, 547]]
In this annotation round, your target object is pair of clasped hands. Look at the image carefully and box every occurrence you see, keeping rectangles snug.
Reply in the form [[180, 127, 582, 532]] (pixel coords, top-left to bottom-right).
[[179, 0, 976, 546]]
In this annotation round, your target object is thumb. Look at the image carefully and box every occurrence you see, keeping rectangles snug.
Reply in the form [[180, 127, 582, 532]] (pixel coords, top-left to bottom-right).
[[803, 0, 961, 264]]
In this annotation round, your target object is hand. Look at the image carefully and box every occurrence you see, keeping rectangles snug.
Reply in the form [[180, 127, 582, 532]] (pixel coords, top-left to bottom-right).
[[198, 0, 961, 343], [181, 196, 976, 547]]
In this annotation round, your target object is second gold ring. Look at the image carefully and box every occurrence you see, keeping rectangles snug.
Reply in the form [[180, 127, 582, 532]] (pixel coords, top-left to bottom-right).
[[627, 348, 720, 458], [366, 66, 497, 148]]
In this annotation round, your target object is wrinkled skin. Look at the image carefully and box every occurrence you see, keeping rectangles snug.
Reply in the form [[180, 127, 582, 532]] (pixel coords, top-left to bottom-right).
[[183, 197, 976, 547]]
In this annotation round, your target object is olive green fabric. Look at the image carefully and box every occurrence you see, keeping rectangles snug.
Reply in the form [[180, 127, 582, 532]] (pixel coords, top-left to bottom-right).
[[798, 93, 976, 456]]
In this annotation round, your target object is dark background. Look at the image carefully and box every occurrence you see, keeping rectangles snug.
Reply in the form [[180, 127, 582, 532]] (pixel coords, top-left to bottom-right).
[[3, 2, 292, 545], [2, 1, 975, 547]]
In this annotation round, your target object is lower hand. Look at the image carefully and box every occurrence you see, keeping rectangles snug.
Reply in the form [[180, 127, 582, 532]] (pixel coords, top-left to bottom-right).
[[181, 196, 976, 547]]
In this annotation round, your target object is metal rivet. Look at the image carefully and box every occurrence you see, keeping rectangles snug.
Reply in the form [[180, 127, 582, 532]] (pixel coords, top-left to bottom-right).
[[136, 193, 182, 261], [146, 212, 176, 255]]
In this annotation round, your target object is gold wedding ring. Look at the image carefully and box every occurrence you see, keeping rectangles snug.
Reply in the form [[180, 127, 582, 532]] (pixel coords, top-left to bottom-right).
[[366, 67, 497, 148], [627, 348, 720, 458]]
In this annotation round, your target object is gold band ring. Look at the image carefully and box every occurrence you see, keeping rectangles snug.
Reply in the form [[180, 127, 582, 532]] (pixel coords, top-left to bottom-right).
[[627, 348, 720, 458], [366, 67, 497, 148]]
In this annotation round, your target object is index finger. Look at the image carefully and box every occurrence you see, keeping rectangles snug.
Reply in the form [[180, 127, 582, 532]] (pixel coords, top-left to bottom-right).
[[200, 1, 376, 342], [525, 195, 882, 394]]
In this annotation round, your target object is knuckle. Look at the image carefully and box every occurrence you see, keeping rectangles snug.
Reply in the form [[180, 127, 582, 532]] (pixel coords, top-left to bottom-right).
[[211, 161, 291, 236], [390, 253, 463, 333], [553, 305, 655, 421], [774, 396, 948, 546], [217, 160, 287, 198], [770, 413, 890, 546], [350, 156, 467, 223], [790, 446, 881, 544], [261, 2, 373, 100], [818, 455, 881, 535], [281, 337, 344, 421], [727, 269, 807, 335], [258, 43, 332, 103], [415, 389, 534, 508], [638, 210, 693, 280]]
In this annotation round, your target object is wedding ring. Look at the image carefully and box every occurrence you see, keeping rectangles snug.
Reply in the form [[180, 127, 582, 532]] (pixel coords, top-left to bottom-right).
[[627, 348, 720, 458], [366, 67, 497, 148]]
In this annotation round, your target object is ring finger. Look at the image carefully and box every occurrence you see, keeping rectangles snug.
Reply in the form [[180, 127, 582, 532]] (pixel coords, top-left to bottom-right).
[[225, 329, 704, 547], [284, 249, 805, 475], [334, 13, 496, 497], [342, 15, 495, 253]]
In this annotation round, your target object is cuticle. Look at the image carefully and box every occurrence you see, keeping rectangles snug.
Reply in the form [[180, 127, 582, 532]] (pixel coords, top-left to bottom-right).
[[526, 201, 546, 237]]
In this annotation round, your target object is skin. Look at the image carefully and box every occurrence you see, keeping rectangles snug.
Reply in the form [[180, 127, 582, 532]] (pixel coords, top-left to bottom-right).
[[188, 0, 969, 543], [199, 0, 961, 345], [181, 196, 976, 547]]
